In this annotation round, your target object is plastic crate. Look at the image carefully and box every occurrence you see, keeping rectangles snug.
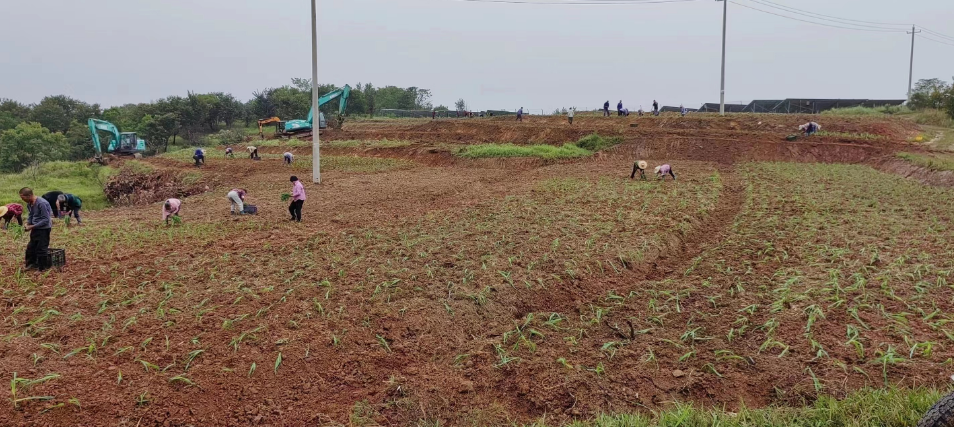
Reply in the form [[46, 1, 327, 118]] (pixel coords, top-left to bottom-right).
[[50, 248, 66, 268], [242, 205, 258, 215]]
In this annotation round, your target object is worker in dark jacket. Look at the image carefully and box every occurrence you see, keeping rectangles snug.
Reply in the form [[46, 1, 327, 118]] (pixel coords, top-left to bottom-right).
[[617, 100, 624, 116], [56, 193, 83, 227], [41, 191, 63, 218], [603, 101, 610, 117], [20, 187, 53, 271]]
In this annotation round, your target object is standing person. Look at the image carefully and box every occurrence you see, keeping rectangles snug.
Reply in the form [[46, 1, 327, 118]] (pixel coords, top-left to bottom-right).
[[19, 188, 53, 271], [162, 198, 181, 226], [1, 203, 24, 230], [638, 106, 644, 117], [617, 100, 624, 116], [227, 188, 248, 215], [41, 191, 63, 219], [55, 193, 83, 227], [517, 107, 524, 122], [193, 148, 205, 166], [680, 105, 688, 117], [225, 147, 234, 158], [603, 101, 610, 117], [247, 146, 259, 159], [652, 100, 659, 116], [284, 152, 294, 165], [630, 160, 648, 180], [432, 108, 436, 120], [567, 107, 575, 125], [654, 164, 677, 181], [289, 176, 306, 222]]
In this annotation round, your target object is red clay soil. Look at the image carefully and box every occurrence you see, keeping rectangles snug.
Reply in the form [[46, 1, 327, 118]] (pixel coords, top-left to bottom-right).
[[320, 114, 921, 146], [0, 117, 949, 427]]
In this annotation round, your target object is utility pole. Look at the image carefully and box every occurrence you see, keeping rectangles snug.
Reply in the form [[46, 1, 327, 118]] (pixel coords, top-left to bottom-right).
[[907, 25, 920, 103], [311, 0, 321, 183], [718, 0, 727, 116]]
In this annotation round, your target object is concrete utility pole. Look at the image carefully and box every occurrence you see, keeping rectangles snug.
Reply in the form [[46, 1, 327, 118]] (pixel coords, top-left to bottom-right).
[[311, 0, 321, 183], [718, 0, 727, 116], [907, 25, 920, 102]]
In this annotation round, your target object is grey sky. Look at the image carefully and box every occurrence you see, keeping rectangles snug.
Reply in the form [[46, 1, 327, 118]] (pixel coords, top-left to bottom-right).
[[2, 0, 953, 112]]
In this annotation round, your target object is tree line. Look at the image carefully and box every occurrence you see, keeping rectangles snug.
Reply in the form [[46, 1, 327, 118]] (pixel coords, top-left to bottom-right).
[[0, 79, 437, 173]]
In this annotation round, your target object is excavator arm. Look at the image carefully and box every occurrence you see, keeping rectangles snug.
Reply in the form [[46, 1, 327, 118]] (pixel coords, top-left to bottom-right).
[[88, 118, 121, 161], [257, 117, 281, 135], [284, 84, 352, 133]]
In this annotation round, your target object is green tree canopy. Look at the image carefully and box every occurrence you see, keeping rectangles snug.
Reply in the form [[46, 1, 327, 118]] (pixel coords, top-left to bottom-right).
[[0, 122, 70, 173]]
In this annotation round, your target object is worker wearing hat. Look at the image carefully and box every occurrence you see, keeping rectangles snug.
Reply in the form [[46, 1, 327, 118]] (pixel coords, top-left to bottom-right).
[[630, 160, 649, 180], [0, 203, 24, 230]]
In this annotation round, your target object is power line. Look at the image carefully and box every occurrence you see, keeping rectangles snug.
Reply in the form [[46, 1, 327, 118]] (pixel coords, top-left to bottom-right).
[[729, 1, 907, 33], [456, 0, 699, 4], [919, 27, 954, 42], [750, 0, 910, 27], [918, 34, 954, 48], [743, 0, 907, 31]]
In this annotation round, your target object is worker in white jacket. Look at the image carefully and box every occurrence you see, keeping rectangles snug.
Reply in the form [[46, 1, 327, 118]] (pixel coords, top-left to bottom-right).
[[799, 122, 821, 136]]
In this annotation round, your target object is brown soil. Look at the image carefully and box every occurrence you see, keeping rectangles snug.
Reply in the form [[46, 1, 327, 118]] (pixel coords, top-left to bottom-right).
[[0, 115, 948, 427]]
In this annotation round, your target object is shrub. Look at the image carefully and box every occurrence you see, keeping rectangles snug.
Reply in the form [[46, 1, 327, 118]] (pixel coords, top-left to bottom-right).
[[575, 133, 622, 151]]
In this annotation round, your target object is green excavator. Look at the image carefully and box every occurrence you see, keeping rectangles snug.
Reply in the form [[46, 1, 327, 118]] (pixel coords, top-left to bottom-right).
[[88, 118, 147, 163], [283, 84, 351, 134]]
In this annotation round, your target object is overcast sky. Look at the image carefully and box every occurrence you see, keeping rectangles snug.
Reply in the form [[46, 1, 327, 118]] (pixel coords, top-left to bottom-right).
[[2, 0, 953, 112]]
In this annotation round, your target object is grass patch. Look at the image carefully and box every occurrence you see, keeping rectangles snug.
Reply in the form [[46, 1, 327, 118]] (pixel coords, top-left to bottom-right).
[[0, 161, 114, 209], [815, 131, 884, 140], [912, 109, 954, 128], [575, 133, 622, 151], [460, 133, 622, 159], [325, 139, 414, 149], [822, 105, 912, 116], [459, 143, 592, 159], [543, 387, 942, 427], [897, 152, 954, 171], [120, 160, 155, 174]]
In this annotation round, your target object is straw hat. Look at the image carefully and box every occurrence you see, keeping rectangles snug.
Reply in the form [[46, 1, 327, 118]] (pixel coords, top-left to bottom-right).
[[637, 160, 648, 170], [653, 166, 661, 174], [0, 206, 7, 217]]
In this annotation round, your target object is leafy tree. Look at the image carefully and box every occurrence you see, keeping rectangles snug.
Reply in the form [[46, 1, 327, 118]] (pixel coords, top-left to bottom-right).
[[271, 86, 311, 121], [0, 99, 32, 131], [0, 122, 69, 173], [30, 95, 100, 134], [910, 78, 952, 110], [455, 98, 468, 112], [434, 105, 449, 111], [291, 78, 313, 92], [344, 83, 367, 117], [364, 83, 376, 117], [64, 119, 95, 160], [139, 113, 179, 154], [251, 88, 278, 119], [215, 93, 244, 128]]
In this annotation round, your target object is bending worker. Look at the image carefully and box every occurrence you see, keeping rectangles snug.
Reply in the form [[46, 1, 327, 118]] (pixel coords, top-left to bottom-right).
[[799, 121, 821, 136], [162, 198, 181, 226], [56, 193, 82, 227], [247, 146, 259, 159], [227, 188, 248, 215], [654, 164, 677, 181], [1, 203, 24, 230], [631, 160, 648, 180], [284, 152, 294, 165]]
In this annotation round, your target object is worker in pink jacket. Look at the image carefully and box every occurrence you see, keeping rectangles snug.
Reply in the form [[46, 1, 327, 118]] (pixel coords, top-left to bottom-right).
[[288, 176, 306, 222], [162, 198, 181, 226]]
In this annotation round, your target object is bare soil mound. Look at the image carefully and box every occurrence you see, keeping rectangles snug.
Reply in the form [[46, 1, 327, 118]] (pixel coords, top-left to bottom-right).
[[105, 168, 210, 205]]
